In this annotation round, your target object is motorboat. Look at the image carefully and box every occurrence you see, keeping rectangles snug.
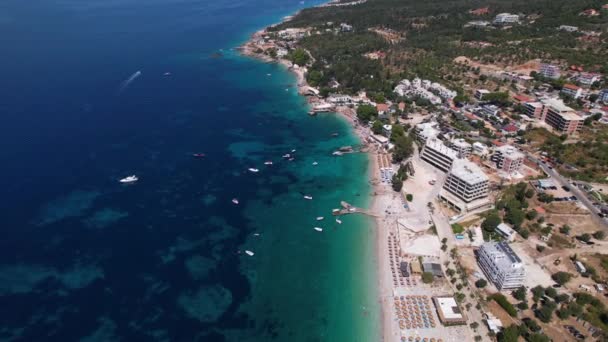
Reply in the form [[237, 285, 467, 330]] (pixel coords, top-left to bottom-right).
[[316, 217, 324, 221], [248, 168, 259, 173], [314, 227, 323, 232], [232, 198, 239, 205], [282, 154, 291, 158], [119, 175, 138, 183], [312, 161, 318, 166], [303, 195, 313, 200], [264, 161, 273, 165], [245, 250, 255, 256], [291, 149, 296, 153], [192, 153, 205, 158], [336, 219, 342, 224]]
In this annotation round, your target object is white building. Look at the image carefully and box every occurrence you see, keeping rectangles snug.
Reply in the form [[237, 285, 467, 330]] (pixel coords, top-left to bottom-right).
[[481, 104, 500, 117], [394, 78, 453, 105], [575, 261, 587, 274], [600, 89, 608, 103], [496, 223, 516, 242], [421, 139, 459, 172], [492, 145, 525, 174], [450, 138, 472, 158], [382, 124, 392, 137], [577, 73, 601, 87], [558, 25, 579, 32], [493, 13, 519, 25], [472, 142, 489, 156], [477, 242, 525, 290], [475, 89, 490, 101], [440, 159, 490, 212], [561, 84, 584, 99], [415, 122, 440, 143], [539, 63, 561, 80]]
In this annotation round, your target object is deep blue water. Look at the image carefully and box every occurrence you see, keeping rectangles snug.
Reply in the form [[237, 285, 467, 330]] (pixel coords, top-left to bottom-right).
[[0, 1, 379, 341]]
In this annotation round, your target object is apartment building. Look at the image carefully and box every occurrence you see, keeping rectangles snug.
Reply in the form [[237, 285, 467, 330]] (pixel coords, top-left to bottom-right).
[[492, 145, 525, 174], [523, 101, 543, 118], [493, 13, 519, 25], [561, 83, 583, 99], [539, 63, 561, 80], [600, 89, 608, 103], [541, 98, 583, 134], [475, 89, 490, 101], [439, 159, 491, 212], [414, 122, 440, 144], [450, 138, 472, 158], [477, 242, 525, 290], [420, 138, 459, 172]]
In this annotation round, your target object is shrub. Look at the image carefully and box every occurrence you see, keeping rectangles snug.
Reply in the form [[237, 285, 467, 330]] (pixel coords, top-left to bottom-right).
[[490, 293, 517, 317], [406, 193, 413, 201], [421, 272, 434, 283], [475, 279, 487, 288], [552, 272, 573, 285]]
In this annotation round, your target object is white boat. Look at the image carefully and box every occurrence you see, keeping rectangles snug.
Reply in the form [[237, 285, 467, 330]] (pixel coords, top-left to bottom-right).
[[163, 72, 171, 76], [282, 154, 291, 158], [232, 198, 239, 205], [336, 219, 342, 224], [316, 216, 324, 221], [291, 149, 296, 153], [245, 250, 255, 256], [332, 208, 340, 213], [248, 168, 259, 173], [312, 161, 318, 166], [314, 227, 323, 232], [264, 161, 273, 165], [303, 195, 313, 200], [119, 175, 138, 183], [253, 233, 260, 236], [332, 151, 343, 156], [267, 73, 271, 76]]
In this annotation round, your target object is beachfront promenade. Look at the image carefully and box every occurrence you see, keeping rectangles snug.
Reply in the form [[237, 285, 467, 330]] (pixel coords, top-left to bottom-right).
[[370, 145, 488, 342]]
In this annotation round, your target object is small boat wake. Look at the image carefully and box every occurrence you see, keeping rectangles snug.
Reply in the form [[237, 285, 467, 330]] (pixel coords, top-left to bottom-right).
[[118, 70, 142, 93]]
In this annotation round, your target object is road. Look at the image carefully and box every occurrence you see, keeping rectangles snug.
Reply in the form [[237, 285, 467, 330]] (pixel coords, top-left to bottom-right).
[[528, 154, 608, 230]]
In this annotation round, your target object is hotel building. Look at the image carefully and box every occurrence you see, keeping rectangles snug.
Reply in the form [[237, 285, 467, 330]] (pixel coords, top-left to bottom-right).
[[420, 138, 459, 172], [492, 145, 525, 174], [477, 242, 525, 290]]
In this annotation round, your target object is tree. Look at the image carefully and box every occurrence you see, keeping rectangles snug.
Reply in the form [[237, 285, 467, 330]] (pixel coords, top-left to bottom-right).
[[482, 211, 501, 232], [288, 48, 310, 66], [392, 134, 414, 162], [536, 301, 557, 323], [497, 325, 519, 342], [559, 225, 571, 235], [475, 279, 487, 288], [528, 333, 550, 342], [513, 286, 527, 301], [531, 286, 545, 302], [356, 104, 377, 123], [422, 272, 434, 283], [505, 208, 525, 228], [578, 233, 591, 243], [544, 287, 557, 298], [390, 124, 405, 142], [536, 245, 546, 253], [406, 193, 413, 202], [593, 230, 605, 240], [470, 322, 479, 330], [391, 174, 403, 192], [372, 120, 383, 134], [526, 210, 537, 220], [552, 272, 573, 285]]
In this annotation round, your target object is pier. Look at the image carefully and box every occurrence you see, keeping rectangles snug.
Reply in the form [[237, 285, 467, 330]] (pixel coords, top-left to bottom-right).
[[332, 201, 380, 217]]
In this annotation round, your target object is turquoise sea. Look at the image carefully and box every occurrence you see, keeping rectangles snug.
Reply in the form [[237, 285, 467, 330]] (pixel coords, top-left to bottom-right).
[[0, 0, 379, 340]]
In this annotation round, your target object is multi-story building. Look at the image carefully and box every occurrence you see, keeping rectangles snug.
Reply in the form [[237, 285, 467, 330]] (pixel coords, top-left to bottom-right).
[[561, 83, 583, 99], [600, 89, 608, 104], [541, 98, 583, 134], [472, 142, 489, 156], [492, 145, 525, 174], [414, 122, 440, 144], [442, 159, 489, 203], [493, 13, 519, 25], [523, 101, 544, 118], [539, 63, 561, 80], [475, 89, 490, 101], [577, 73, 601, 87], [450, 138, 472, 158], [420, 138, 459, 172], [477, 242, 525, 290], [481, 104, 500, 117]]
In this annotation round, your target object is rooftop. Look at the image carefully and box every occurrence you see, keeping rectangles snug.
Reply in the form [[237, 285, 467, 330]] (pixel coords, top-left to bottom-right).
[[425, 139, 459, 159], [541, 97, 575, 113], [482, 241, 522, 265], [433, 296, 465, 321], [495, 144, 524, 159], [450, 159, 488, 184], [563, 83, 580, 91]]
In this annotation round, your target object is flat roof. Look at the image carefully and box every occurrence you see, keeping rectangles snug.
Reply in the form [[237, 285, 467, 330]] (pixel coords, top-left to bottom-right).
[[495, 144, 524, 159], [425, 139, 459, 159], [450, 159, 488, 184], [541, 98, 574, 113], [433, 296, 466, 322]]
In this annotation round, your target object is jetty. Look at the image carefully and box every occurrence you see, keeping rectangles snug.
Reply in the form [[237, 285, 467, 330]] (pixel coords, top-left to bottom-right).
[[332, 201, 380, 217]]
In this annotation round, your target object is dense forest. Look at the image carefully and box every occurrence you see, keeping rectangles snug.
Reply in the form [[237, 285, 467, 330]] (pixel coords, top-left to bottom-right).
[[274, 0, 608, 96]]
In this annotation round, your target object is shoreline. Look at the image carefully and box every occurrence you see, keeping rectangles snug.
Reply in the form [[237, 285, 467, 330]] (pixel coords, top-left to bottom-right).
[[239, 18, 389, 342]]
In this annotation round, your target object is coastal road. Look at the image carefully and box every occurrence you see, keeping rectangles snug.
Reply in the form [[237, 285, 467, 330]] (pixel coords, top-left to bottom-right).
[[529, 155, 608, 230]]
